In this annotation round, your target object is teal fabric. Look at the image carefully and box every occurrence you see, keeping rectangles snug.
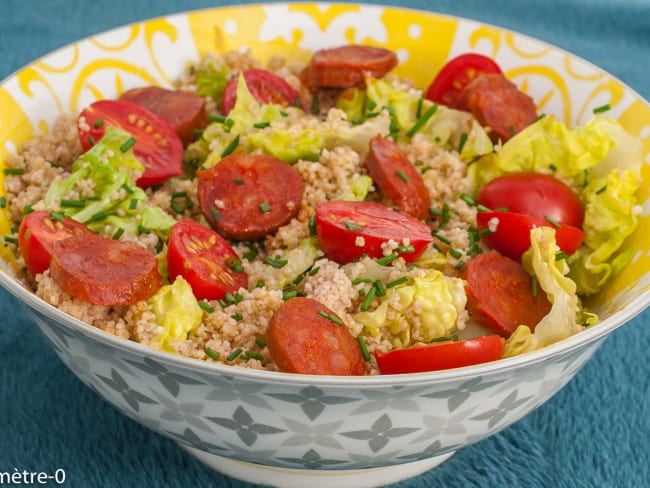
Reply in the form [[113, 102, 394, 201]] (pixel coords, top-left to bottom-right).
[[1, 1, 649, 486]]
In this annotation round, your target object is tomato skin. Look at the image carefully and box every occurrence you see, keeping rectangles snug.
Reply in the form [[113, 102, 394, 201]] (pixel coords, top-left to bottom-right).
[[221, 69, 302, 115], [77, 99, 184, 187], [425, 53, 502, 108], [374, 335, 505, 374], [18, 211, 94, 276], [477, 172, 584, 228], [477, 211, 585, 261], [315, 201, 433, 264], [167, 219, 248, 301]]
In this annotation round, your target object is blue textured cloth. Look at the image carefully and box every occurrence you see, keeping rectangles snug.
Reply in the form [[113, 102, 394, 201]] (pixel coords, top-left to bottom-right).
[[1, 1, 649, 486]]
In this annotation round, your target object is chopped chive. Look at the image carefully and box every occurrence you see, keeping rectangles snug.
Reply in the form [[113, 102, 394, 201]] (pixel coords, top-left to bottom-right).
[[120, 137, 137, 153], [255, 337, 267, 348], [230, 313, 243, 321], [386, 276, 408, 288], [441, 204, 451, 226], [373, 279, 386, 297], [138, 225, 151, 235], [431, 232, 452, 245], [376, 252, 398, 266], [478, 228, 493, 238], [217, 299, 227, 308], [227, 348, 243, 361], [582, 169, 590, 188], [198, 300, 215, 313], [416, 97, 424, 119], [457, 132, 468, 154], [360, 286, 376, 311], [253, 121, 270, 129], [49, 161, 61, 168], [265, 255, 288, 269], [555, 251, 567, 261], [282, 290, 298, 300], [476, 204, 490, 212], [256, 279, 265, 288], [397, 243, 415, 254], [49, 211, 65, 222], [91, 211, 107, 221], [531, 275, 538, 297], [170, 200, 184, 214], [344, 220, 364, 231], [534, 113, 546, 123], [593, 103, 611, 114], [3, 168, 25, 175], [454, 260, 466, 270], [224, 292, 243, 305], [208, 114, 226, 123], [60, 199, 86, 208], [396, 170, 410, 183], [129, 198, 138, 210], [220, 135, 240, 157], [544, 215, 561, 228], [227, 257, 244, 272], [308, 213, 317, 236], [244, 350, 264, 361], [318, 310, 343, 325], [596, 184, 607, 195], [194, 129, 204, 138], [172, 190, 187, 199], [508, 125, 516, 135], [4, 236, 18, 245], [223, 118, 234, 130], [357, 336, 370, 361], [351, 278, 373, 285], [406, 103, 438, 137], [93, 117, 104, 129], [293, 273, 304, 285], [259, 202, 271, 213], [83, 195, 101, 201], [311, 94, 320, 114], [121, 183, 135, 194], [430, 334, 458, 343], [430, 206, 442, 217], [549, 163, 557, 172], [211, 207, 221, 222], [23, 205, 34, 215], [449, 247, 463, 259], [308, 266, 320, 276], [205, 347, 220, 360], [234, 177, 245, 185], [87, 135, 95, 146], [367, 100, 377, 111], [111, 227, 125, 240], [460, 193, 476, 206]]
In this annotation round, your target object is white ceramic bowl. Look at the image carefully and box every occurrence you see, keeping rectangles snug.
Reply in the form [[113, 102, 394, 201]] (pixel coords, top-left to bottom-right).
[[1, 4, 649, 487]]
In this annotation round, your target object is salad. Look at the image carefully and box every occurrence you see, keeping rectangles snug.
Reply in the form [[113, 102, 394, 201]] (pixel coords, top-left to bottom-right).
[[1, 45, 642, 375]]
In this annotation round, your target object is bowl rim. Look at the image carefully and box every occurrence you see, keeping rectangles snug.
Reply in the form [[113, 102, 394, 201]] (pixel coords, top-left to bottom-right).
[[1, 1, 649, 387]]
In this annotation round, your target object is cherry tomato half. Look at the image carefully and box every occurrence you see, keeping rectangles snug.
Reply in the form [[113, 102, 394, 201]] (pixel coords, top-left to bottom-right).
[[167, 219, 248, 301], [477, 172, 584, 228], [315, 200, 433, 264], [374, 335, 505, 374], [477, 211, 585, 261], [221, 69, 302, 115], [18, 211, 94, 276], [77, 99, 184, 187], [424, 53, 502, 109]]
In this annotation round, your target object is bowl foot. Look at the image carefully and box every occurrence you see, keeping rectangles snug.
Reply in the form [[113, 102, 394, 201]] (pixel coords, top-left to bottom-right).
[[180, 444, 455, 488]]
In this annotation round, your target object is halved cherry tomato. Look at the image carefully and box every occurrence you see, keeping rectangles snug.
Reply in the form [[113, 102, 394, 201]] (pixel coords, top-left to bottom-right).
[[77, 99, 184, 187], [477, 211, 585, 261], [315, 200, 433, 264], [221, 69, 302, 115], [374, 335, 505, 374], [167, 219, 248, 301], [425, 53, 502, 109], [477, 172, 584, 228], [18, 211, 94, 276]]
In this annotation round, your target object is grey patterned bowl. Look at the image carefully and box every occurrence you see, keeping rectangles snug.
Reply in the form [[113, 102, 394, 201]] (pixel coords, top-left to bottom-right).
[[1, 3, 649, 487]]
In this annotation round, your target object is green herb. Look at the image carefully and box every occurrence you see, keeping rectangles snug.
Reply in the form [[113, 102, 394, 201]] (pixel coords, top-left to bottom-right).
[[220, 134, 240, 157], [430, 334, 459, 343], [454, 260, 466, 270], [360, 286, 377, 311], [91, 211, 107, 221], [282, 290, 298, 301], [318, 310, 343, 325], [476, 204, 490, 212], [111, 227, 125, 240], [224, 292, 243, 305], [87, 135, 95, 146], [255, 337, 267, 348], [121, 183, 135, 195], [386, 276, 408, 288], [4, 236, 18, 245], [234, 177, 245, 185], [555, 251, 567, 261], [396, 170, 410, 183], [129, 198, 139, 210], [259, 202, 271, 213], [351, 278, 373, 285], [415, 97, 423, 119], [544, 215, 561, 228], [406, 103, 438, 137], [431, 231, 452, 245], [596, 184, 607, 195], [211, 207, 221, 222], [244, 350, 264, 361], [23, 205, 34, 215], [357, 336, 370, 361], [120, 137, 137, 153], [199, 300, 215, 313], [531, 275, 538, 297], [243, 242, 259, 261], [376, 252, 398, 266], [256, 279, 265, 288], [49, 211, 65, 222], [308, 213, 317, 236], [266, 255, 288, 268], [208, 114, 226, 123], [457, 132, 468, 154], [253, 121, 270, 129], [60, 199, 86, 208], [227, 348, 243, 361], [308, 266, 320, 276], [205, 347, 220, 360], [172, 190, 187, 199], [460, 193, 476, 206], [227, 257, 244, 273], [93, 118, 104, 129], [311, 94, 320, 114], [549, 163, 557, 172], [170, 200, 184, 214], [449, 247, 463, 259], [373, 279, 386, 297], [344, 220, 364, 231], [230, 313, 243, 321], [3, 168, 24, 175], [138, 224, 151, 235], [397, 243, 415, 254], [593, 103, 611, 114], [83, 195, 101, 201]]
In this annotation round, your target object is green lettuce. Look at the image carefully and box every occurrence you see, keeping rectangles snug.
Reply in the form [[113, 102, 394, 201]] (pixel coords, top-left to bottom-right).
[[150, 276, 203, 352], [354, 269, 466, 348], [194, 58, 230, 104], [42, 126, 176, 238]]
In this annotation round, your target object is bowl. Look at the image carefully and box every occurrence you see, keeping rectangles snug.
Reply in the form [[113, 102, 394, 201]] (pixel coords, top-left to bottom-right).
[[1, 3, 649, 487]]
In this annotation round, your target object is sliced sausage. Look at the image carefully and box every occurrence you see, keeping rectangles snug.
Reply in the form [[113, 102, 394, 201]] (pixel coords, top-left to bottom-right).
[[457, 73, 538, 143], [463, 252, 551, 337], [120, 86, 207, 146], [364, 135, 431, 220], [265, 297, 365, 375], [300, 45, 398, 90], [198, 153, 304, 241], [50, 234, 161, 306]]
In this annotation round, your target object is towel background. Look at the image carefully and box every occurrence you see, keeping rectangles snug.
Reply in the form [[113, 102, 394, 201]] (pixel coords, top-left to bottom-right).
[[1, 0, 648, 486]]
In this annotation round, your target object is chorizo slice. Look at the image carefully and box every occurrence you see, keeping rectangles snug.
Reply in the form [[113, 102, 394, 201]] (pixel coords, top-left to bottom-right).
[[50, 234, 161, 306], [457, 73, 538, 142], [265, 297, 365, 375], [120, 86, 207, 146], [364, 135, 431, 220], [197, 153, 304, 241], [300, 45, 398, 90], [463, 252, 551, 337]]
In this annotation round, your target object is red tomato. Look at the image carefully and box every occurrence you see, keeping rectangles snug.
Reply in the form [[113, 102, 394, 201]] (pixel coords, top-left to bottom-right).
[[77, 99, 184, 187], [477, 211, 585, 261], [425, 53, 502, 108], [315, 201, 433, 264], [374, 336, 505, 374], [167, 219, 248, 301], [221, 69, 302, 115], [18, 211, 94, 276], [477, 172, 584, 228]]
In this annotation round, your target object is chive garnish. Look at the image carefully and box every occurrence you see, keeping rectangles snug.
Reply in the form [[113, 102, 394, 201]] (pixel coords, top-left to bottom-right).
[[476, 204, 490, 212], [344, 220, 364, 231], [357, 336, 370, 361], [373, 280, 386, 297], [406, 103, 438, 137], [282, 290, 298, 301], [49, 211, 65, 222], [111, 227, 125, 240], [208, 113, 226, 123], [460, 193, 476, 206], [231, 313, 243, 321], [227, 348, 242, 361], [244, 350, 264, 361], [544, 215, 561, 228], [60, 199, 86, 208], [120, 137, 137, 153], [308, 266, 320, 276], [259, 202, 271, 213], [211, 207, 221, 222], [255, 337, 267, 348], [386, 276, 408, 288], [138, 225, 151, 235], [172, 190, 187, 199], [265, 255, 288, 268], [376, 252, 398, 266], [93, 118, 104, 129], [170, 201, 184, 214], [308, 214, 317, 236], [360, 286, 376, 311], [441, 204, 451, 226], [256, 279, 265, 288], [253, 121, 270, 129], [227, 257, 244, 272], [397, 243, 415, 254], [4, 236, 18, 245], [318, 310, 343, 325], [87, 135, 95, 146], [415, 97, 423, 119], [129, 198, 138, 210], [457, 132, 468, 154], [454, 260, 466, 270], [430, 206, 442, 217], [91, 211, 107, 221], [121, 183, 135, 194], [593, 103, 611, 114], [221, 135, 240, 157], [596, 184, 607, 195], [351, 278, 373, 285], [224, 292, 243, 305], [555, 251, 567, 261], [531, 275, 538, 297], [23, 205, 34, 215], [3, 168, 24, 175], [449, 247, 463, 259], [311, 95, 320, 114], [205, 347, 220, 360], [549, 163, 557, 172], [234, 177, 245, 185], [198, 300, 215, 313], [396, 170, 410, 182], [431, 232, 452, 245]]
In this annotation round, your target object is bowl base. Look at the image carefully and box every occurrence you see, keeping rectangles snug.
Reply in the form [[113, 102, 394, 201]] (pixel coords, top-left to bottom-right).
[[180, 444, 455, 487]]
